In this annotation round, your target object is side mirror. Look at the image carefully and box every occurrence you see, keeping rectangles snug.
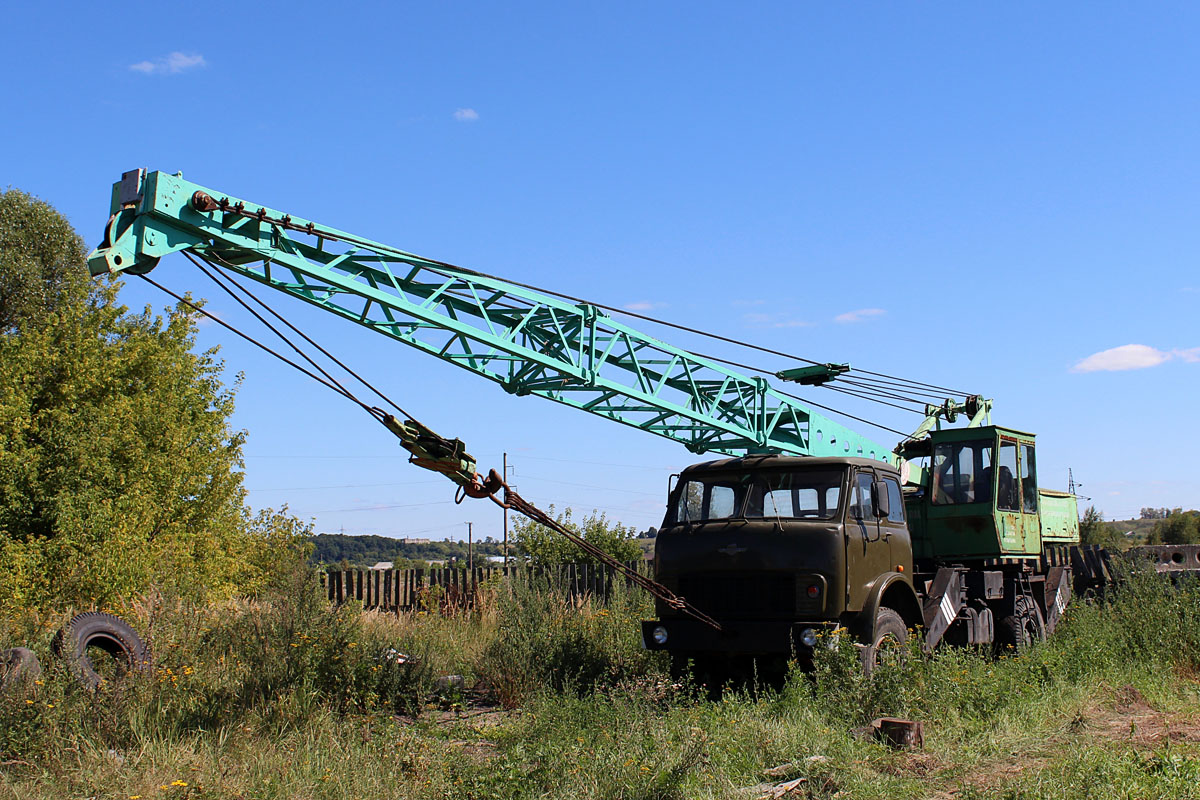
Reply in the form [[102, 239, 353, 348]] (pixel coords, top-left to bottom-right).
[[872, 480, 891, 519]]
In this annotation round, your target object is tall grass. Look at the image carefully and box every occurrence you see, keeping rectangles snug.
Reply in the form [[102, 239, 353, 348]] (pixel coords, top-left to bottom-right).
[[1, 566, 1198, 799]]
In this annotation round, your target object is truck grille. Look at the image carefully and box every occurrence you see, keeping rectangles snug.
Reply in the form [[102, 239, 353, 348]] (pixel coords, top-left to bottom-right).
[[675, 573, 798, 620]]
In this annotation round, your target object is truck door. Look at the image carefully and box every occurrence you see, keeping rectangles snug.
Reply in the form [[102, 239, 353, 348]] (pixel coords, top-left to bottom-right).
[[846, 469, 892, 610], [879, 474, 912, 572], [996, 437, 1038, 552]]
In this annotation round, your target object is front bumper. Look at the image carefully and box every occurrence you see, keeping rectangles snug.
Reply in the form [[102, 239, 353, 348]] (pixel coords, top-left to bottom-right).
[[641, 618, 836, 656]]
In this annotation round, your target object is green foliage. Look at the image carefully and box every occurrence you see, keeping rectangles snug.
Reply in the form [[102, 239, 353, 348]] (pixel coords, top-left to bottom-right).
[[1079, 505, 1122, 549], [1148, 509, 1200, 545], [479, 573, 665, 707], [2, 566, 1200, 799], [310, 533, 503, 567], [511, 506, 642, 568], [0, 189, 90, 333], [0, 189, 307, 611], [0, 575, 433, 768]]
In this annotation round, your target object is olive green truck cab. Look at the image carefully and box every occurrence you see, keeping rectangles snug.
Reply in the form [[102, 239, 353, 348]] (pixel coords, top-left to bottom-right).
[[641, 425, 1081, 671]]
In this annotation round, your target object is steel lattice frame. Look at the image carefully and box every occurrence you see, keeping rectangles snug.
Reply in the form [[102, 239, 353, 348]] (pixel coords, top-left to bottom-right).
[[90, 170, 895, 463]]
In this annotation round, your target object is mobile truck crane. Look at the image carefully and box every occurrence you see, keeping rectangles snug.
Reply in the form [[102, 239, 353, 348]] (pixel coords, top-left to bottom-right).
[[87, 169, 1195, 676]]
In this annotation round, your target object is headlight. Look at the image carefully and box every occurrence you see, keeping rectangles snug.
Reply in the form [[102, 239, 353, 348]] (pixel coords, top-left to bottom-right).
[[651, 625, 668, 645], [799, 627, 818, 647]]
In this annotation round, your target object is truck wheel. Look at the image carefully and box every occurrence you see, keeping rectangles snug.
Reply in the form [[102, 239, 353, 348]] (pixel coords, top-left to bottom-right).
[[52, 612, 149, 690], [996, 597, 1045, 653], [860, 607, 908, 675], [1, 647, 42, 691]]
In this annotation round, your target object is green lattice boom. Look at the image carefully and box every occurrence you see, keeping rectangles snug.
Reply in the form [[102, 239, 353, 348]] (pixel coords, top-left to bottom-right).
[[88, 169, 895, 463]]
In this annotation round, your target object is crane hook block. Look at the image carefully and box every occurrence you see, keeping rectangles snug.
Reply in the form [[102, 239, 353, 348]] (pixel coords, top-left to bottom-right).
[[379, 413, 498, 497]]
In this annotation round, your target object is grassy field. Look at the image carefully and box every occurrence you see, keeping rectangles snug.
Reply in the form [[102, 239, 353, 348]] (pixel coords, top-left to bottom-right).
[[2, 567, 1199, 800]]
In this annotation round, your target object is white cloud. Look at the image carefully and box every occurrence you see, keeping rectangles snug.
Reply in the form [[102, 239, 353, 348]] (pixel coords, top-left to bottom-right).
[[1072, 344, 1173, 373], [1176, 347, 1200, 363], [623, 301, 665, 312], [453, 108, 480, 122], [129, 52, 206, 75], [834, 308, 886, 324]]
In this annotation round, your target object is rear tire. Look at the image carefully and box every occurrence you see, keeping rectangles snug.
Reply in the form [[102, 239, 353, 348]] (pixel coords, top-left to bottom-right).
[[996, 596, 1045, 654], [53, 612, 149, 690], [860, 607, 908, 675]]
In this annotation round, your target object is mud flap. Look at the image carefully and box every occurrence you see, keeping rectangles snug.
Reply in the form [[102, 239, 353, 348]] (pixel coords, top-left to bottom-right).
[[920, 567, 965, 651], [1040, 565, 1072, 635]]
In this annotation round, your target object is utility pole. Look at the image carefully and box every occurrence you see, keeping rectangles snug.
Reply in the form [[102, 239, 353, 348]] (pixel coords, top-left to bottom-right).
[[466, 521, 473, 573], [502, 452, 509, 569]]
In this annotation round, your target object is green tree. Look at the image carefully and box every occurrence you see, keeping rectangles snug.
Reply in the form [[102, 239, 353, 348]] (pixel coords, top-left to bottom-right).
[[1079, 505, 1121, 549], [1149, 509, 1200, 546], [0, 189, 90, 332], [0, 188, 306, 611], [512, 506, 642, 567]]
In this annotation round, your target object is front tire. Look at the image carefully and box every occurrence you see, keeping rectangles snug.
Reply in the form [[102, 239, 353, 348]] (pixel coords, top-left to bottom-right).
[[860, 607, 908, 674]]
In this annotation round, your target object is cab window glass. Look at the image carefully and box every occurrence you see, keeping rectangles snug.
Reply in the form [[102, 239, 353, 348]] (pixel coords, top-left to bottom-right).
[[708, 486, 736, 518], [1021, 444, 1037, 513], [670, 469, 844, 523], [997, 440, 1020, 512], [884, 477, 905, 523], [675, 479, 741, 521], [762, 489, 794, 517], [851, 473, 874, 518], [932, 441, 994, 505]]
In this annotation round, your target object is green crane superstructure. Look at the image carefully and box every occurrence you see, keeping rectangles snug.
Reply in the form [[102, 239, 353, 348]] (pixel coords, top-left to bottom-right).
[[89, 169, 901, 465]]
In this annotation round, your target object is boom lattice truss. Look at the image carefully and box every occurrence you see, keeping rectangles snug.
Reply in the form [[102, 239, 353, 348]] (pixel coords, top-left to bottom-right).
[[89, 169, 895, 463]]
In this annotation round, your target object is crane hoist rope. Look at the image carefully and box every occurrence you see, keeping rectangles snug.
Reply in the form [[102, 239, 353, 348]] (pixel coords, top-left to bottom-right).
[[136, 262, 723, 632]]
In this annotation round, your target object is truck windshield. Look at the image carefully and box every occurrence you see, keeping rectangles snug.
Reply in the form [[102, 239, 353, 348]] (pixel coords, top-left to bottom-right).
[[670, 469, 845, 523]]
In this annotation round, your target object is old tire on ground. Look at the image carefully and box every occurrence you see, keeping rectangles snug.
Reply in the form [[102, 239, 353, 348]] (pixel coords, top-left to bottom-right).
[[859, 607, 909, 675], [1, 647, 42, 691], [52, 612, 149, 690], [996, 596, 1046, 654]]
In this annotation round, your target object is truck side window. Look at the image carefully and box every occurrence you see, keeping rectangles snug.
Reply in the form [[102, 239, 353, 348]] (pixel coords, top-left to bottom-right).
[[997, 440, 1020, 512], [852, 473, 874, 518], [1021, 444, 1037, 514], [884, 477, 905, 523]]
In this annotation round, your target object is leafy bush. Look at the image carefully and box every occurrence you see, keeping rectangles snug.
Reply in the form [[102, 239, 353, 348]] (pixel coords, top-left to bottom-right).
[[479, 572, 666, 706], [511, 506, 642, 567]]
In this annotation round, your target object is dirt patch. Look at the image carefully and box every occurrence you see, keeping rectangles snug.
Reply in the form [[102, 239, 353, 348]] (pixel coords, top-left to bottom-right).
[[925, 682, 1200, 798], [1091, 684, 1200, 748]]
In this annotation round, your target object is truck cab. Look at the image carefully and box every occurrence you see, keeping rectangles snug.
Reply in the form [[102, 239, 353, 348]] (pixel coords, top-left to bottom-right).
[[902, 425, 1078, 565], [641, 455, 921, 665]]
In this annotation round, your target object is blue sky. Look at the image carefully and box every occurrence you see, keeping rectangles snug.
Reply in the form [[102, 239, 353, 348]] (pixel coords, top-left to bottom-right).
[[4, 2, 1197, 537]]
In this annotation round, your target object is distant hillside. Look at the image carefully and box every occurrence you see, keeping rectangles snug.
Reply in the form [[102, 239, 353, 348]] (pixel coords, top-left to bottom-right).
[[1108, 518, 1157, 542], [310, 533, 503, 567]]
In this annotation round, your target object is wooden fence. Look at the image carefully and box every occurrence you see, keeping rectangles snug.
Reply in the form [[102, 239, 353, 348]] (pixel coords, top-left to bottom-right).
[[321, 561, 647, 612]]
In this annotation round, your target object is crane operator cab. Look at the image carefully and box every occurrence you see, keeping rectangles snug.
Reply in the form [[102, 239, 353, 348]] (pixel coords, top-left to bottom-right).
[[900, 426, 1078, 562]]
